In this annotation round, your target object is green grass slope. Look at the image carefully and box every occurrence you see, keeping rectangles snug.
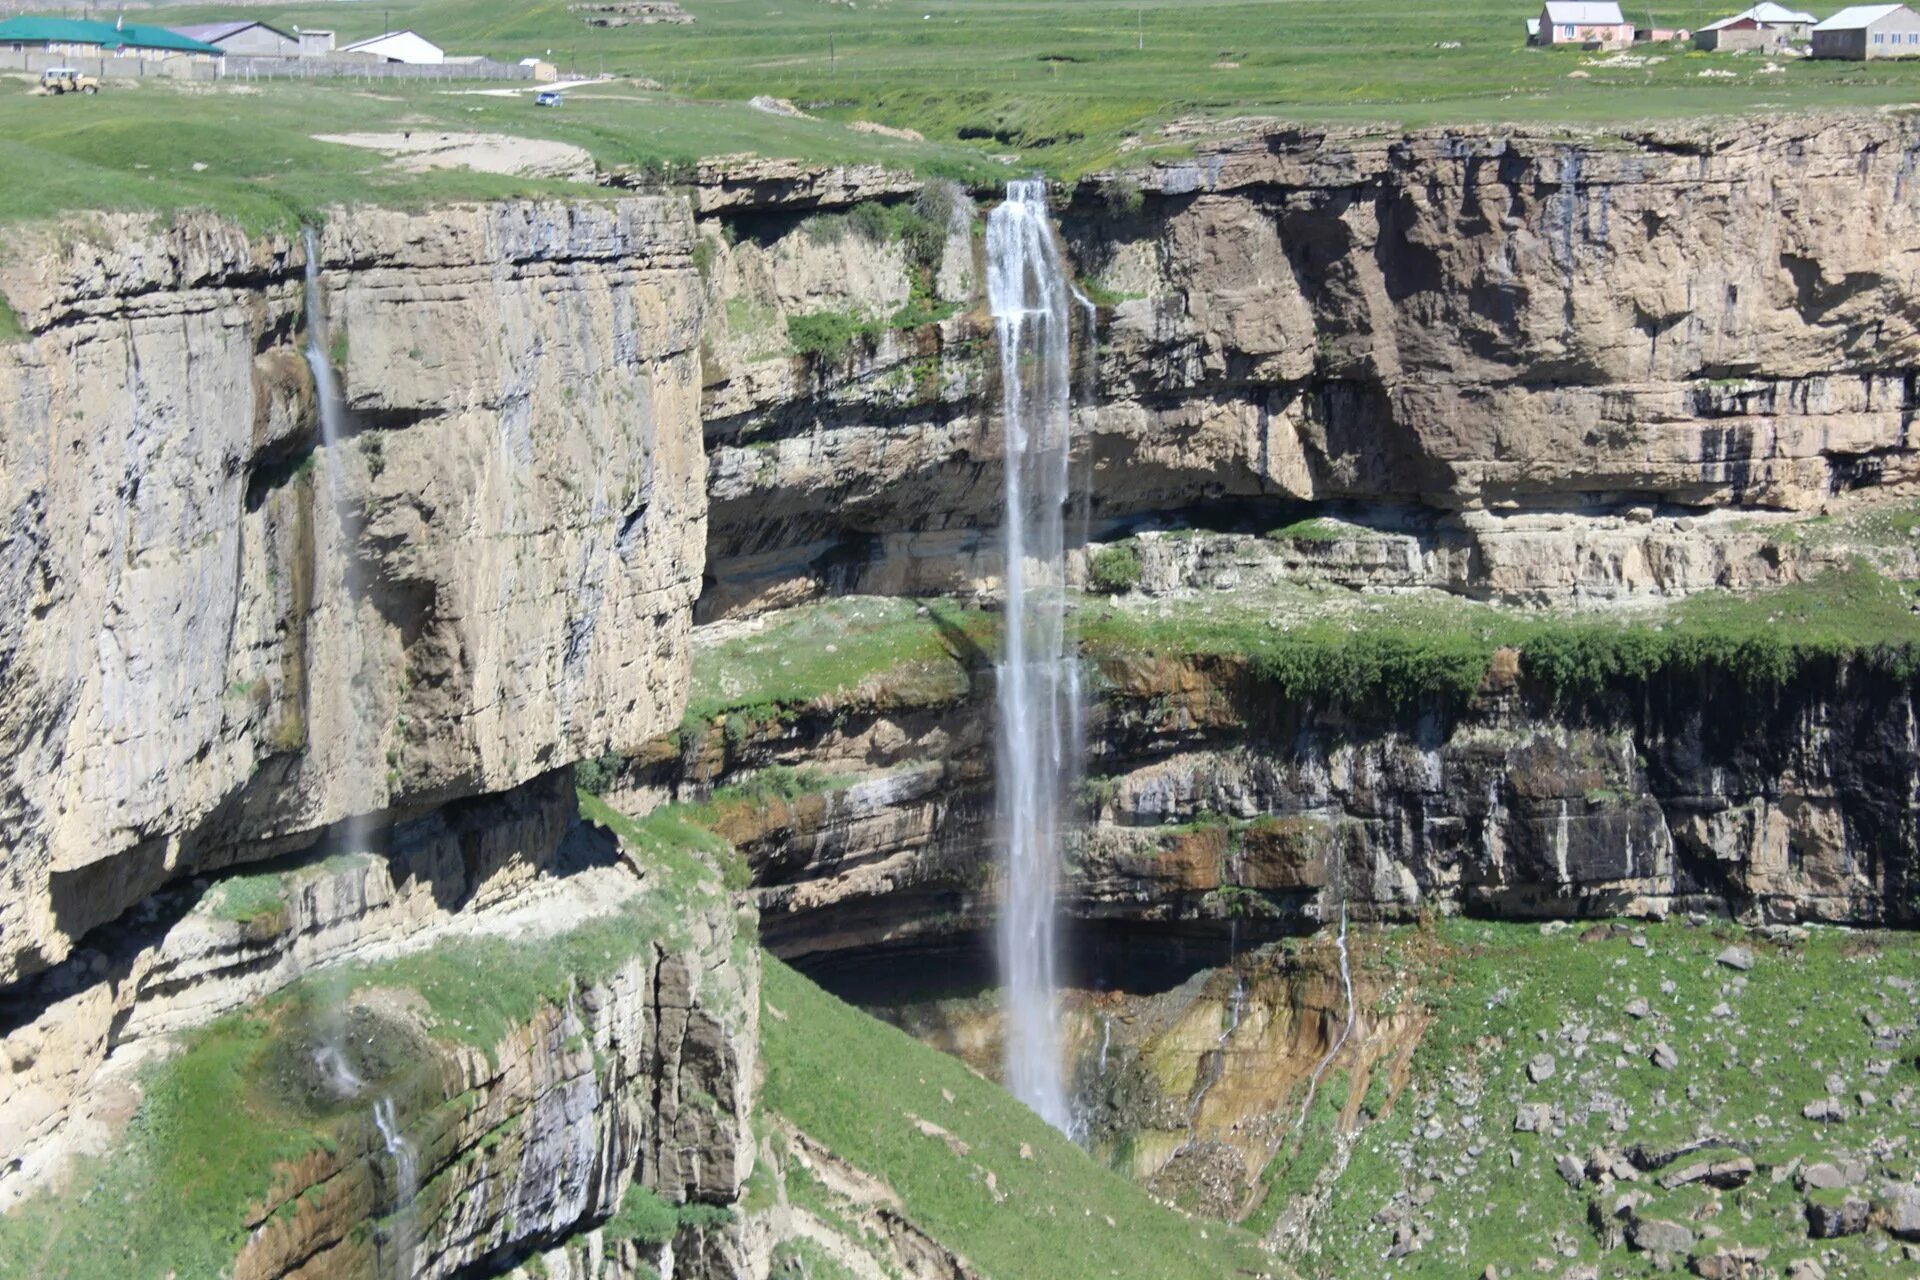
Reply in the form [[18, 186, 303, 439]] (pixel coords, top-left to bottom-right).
[[0, 80, 993, 233], [759, 954, 1274, 1280], [1304, 919, 1920, 1277]]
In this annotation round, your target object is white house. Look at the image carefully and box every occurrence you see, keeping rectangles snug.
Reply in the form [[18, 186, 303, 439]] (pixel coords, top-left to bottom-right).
[[1695, 2, 1817, 49], [340, 30, 445, 65], [1538, 1, 1636, 47], [1812, 3, 1920, 57]]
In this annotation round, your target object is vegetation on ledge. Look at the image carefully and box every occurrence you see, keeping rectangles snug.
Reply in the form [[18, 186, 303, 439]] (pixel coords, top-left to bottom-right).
[[683, 595, 992, 733], [681, 566, 1920, 736], [1082, 565, 1920, 709]]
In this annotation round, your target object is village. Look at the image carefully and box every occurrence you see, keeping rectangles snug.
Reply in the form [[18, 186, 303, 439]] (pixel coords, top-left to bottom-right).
[[1, 0, 1917, 95], [0, 12, 565, 85], [1529, 0, 1920, 57]]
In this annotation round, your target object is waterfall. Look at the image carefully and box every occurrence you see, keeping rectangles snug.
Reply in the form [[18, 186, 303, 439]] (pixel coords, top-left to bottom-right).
[[302, 229, 348, 469], [1296, 899, 1356, 1130], [300, 230, 380, 1103], [987, 179, 1083, 1134], [373, 1096, 419, 1276], [312, 1042, 364, 1099]]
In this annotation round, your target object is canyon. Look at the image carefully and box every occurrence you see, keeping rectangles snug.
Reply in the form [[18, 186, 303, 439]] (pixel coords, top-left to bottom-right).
[[4, 112, 1920, 1277]]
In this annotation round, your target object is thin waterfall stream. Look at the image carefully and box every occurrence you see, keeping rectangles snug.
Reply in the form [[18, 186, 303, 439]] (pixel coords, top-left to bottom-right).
[[987, 179, 1084, 1134], [373, 1095, 420, 1274], [305, 231, 419, 1270], [300, 230, 380, 1101]]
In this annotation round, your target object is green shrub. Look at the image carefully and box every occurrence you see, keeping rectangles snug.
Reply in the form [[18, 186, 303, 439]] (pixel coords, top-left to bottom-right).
[[0, 289, 25, 343], [787, 309, 883, 362], [690, 237, 718, 280], [811, 193, 953, 271], [604, 1183, 678, 1245], [575, 753, 624, 797], [1088, 543, 1144, 594]]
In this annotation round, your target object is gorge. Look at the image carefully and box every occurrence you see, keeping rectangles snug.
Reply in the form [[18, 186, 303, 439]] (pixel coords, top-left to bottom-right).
[[5, 112, 1920, 1277]]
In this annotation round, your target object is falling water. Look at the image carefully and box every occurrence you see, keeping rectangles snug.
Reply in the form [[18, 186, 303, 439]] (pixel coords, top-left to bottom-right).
[[988, 179, 1082, 1134], [1296, 899, 1356, 1130], [300, 231, 382, 1110], [302, 229, 348, 468], [312, 1042, 364, 1099], [373, 1096, 419, 1275]]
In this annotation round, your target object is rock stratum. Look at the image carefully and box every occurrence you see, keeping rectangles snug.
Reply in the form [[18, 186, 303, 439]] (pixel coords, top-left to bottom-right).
[[5, 113, 1920, 1277]]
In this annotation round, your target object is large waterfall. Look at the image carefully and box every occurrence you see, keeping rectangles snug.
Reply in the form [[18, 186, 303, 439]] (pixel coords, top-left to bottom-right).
[[987, 179, 1084, 1133]]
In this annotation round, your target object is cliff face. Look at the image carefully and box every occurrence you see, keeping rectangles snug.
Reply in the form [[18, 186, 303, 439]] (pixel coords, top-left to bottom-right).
[[0, 198, 743, 1277], [1084, 117, 1920, 512], [0, 200, 705, 986], [701, 117, 1920, 615], [647, 609, 1920, 979], [9, 112, 1920, 1276]]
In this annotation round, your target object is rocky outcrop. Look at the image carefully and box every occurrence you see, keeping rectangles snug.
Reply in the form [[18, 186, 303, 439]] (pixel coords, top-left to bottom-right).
[[235, 879, 754, 1280], [647, 594, 1920, 985], [0, 198, 705, 986], [0, 788, 757, 1278], [1084, 116, 1920, 513], [687, 157, 925, 215], [695, 185, 983, 621], [1086, 647, 1920, 927], [1090, 510, 1920, 608], [0, 769, 575, 1208]]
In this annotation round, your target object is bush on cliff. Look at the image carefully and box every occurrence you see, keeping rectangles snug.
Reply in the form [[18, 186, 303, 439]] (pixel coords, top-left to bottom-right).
[[787, 308, 885, 362], [1088, 543, 1143, 594]]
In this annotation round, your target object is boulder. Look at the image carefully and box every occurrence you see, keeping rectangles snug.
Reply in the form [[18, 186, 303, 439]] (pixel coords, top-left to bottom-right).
[[1628, 1216, 1697, 1253], [1806, 1195, 1869, 1238], [1873, 1182, 1920, 1240]]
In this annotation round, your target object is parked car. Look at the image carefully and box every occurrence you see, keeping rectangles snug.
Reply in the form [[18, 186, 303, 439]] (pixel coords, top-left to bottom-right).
[[535, 90, 563, 107], [34, 67, 100, 95]]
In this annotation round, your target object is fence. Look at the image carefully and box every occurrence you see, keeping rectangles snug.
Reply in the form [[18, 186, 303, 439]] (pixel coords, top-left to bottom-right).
[[222, 55, 535, 82], [0, 48, 216, 80]]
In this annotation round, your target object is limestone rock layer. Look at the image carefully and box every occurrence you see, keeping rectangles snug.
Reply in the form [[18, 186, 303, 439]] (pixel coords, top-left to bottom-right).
[[0, 199, 706, 987]]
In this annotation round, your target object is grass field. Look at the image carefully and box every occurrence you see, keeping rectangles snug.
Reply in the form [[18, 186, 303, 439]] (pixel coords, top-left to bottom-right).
[[0, 76, 994, 232], [147, 0, 1920, 173], [2, 0, 1920, 231]]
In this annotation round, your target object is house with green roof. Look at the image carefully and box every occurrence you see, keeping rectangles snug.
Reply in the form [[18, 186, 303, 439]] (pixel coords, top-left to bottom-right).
[[0, 16, 222, 61]]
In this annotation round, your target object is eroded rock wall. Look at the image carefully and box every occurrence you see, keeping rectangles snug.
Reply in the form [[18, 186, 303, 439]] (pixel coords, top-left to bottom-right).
[[655, 633, 1920, 972], [0, 199, 705, 986], [700, 117, 1920, 614]]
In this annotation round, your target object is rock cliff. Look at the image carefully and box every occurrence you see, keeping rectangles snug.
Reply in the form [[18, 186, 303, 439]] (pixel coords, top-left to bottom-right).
[[654, 589, 1920, 969], [9, 110, 1920, 1278], [0, 199, 704, 987], [701, 116, 1920, 614]]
